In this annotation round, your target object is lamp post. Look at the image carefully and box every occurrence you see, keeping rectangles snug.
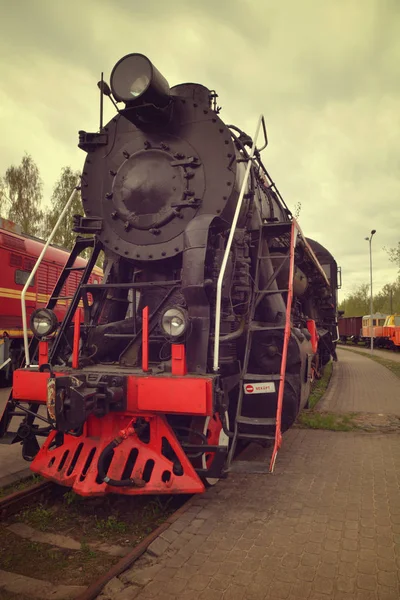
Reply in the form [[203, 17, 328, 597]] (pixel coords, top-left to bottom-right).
[[365, 230, 376, 353]]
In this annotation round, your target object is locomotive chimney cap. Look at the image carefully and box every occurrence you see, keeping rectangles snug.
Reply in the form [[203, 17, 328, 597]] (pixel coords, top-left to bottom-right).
[[110, 53, 170, 108]]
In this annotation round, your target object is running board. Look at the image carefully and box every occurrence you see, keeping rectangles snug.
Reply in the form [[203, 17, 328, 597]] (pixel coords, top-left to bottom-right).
[[236, 417, 276, 426], [237, 433, 275, 440]]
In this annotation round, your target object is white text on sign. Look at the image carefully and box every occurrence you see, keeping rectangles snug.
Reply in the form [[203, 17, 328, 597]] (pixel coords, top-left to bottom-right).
[[244, 382, 276, 394]]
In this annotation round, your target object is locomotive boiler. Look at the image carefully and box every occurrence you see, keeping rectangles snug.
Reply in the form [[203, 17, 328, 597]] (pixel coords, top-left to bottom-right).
[[0, 53, 339, 495]]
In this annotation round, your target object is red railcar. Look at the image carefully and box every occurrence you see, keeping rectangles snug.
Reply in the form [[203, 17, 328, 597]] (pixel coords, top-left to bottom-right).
[[0, 217, 102, 382]]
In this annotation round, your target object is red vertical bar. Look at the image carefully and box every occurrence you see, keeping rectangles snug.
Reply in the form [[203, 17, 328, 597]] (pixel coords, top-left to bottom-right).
[[270, 220, 297, 473], [171, 344, 187, 376], [142, 306, 149, 372], [72, 308, 81, 369], [306, 319, 318, 353], [38, 341, 49, 366]]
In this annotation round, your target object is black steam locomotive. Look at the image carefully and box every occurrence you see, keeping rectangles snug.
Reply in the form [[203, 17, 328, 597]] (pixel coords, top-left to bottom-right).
[[1, 54, 339, 495]]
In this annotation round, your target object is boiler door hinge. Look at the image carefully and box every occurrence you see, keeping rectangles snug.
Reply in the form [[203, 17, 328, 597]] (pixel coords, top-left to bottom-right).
[[171, 157, 201, 168]]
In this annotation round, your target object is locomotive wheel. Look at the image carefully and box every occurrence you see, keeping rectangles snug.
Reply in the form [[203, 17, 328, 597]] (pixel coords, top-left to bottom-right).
[[190, 412, 230, 487]]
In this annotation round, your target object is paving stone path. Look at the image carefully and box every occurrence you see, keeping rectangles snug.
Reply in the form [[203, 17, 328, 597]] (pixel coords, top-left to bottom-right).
[[97, 350, 400, 600], [318, 349, 400, 415]]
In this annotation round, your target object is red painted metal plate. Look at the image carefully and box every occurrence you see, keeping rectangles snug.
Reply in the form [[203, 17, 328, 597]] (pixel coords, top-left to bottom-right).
[[31, 413, 205, 496], [13, 369, 52, 402], [134, 377, 212, 415]]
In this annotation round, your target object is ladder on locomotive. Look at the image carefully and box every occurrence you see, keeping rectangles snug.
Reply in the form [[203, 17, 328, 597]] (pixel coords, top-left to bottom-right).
[[25, 236, 101, 366], [46, 237, 101, 363], [226, 218, 298, 474]]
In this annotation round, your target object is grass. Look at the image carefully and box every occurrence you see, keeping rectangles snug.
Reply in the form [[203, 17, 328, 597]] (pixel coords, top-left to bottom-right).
[[0, 528, 107, 587], [80, 541, 97, 559], [298, 349, 400, 433], [20, 505, 54, 531], [16, 493, 180, 542], [307, 361, 333, 409], [297, 411, 357, 431], [63, 490, 81, 506], [296, 359, 358, 431], [339, 346, 400, 379], [0, 491, 188, 589], [94, 515, 129, 536]]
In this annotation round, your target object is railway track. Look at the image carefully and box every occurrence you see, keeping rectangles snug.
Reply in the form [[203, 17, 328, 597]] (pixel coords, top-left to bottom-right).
[[0, 438, 257, 600], [0, 480, 54, 520], [0, 476, 192, 600]]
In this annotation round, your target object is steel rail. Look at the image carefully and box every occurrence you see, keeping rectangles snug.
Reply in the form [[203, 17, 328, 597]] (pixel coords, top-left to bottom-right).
[[0, 480, 54, 519]]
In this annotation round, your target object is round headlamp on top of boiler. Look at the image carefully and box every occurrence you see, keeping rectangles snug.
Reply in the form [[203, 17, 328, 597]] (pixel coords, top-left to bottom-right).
[[80, 53, 246, 262], [30, 308, 58, 340], [110, 53, 171, 112]]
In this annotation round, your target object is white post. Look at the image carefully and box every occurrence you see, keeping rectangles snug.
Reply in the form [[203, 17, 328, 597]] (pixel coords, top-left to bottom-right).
[[369, 238, 373, 353], [368, 230, 376, 354], [213, 115, 263, 372], [22, 183, 81, 366]]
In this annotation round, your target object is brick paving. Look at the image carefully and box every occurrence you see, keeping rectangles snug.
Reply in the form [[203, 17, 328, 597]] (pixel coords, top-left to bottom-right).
[[99, 428, 400, 600], [94, 350, 400, 600], [318, 349, 400, 414]]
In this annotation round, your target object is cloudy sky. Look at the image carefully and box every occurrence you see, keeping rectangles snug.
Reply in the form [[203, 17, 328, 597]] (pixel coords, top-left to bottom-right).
[[1, 0, 399, 299]]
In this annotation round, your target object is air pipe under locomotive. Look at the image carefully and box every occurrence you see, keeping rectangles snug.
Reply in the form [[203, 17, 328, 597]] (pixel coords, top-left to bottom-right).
[[0, 53, 339, 495]]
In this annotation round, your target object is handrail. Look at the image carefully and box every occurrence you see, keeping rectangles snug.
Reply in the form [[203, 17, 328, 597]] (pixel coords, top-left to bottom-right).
[[295, 219, 330, 287], [269, 220, 298, 472], [21, 182, 81, 366], [213, 115, 264, 372]]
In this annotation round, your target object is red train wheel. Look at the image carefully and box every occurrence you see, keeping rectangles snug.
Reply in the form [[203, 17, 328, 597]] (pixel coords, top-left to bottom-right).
[[190, 412, 229, 486]]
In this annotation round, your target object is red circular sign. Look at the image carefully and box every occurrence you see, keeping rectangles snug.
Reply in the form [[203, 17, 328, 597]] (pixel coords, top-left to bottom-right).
[[245, 384, 254, 393]]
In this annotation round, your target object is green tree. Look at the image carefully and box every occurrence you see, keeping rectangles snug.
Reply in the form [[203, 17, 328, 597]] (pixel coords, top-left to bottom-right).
[[294, 201, 301, 219], [374, 281, 400, 314], [386, 242, 400, 274], [339, 281, 400, 317], [0, 178, 11, 217], [0, 154, 43, 235], [43, 166, 103, 269], [43, 166, 82, 249], [338, 283, 370, 317]]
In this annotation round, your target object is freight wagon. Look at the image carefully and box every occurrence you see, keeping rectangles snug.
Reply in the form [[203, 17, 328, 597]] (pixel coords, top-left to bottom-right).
[[338, 315, 362, 344]]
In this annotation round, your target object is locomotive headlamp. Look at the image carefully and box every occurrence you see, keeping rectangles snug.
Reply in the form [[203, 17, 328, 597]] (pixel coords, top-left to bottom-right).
[[160, 307, 188, 338], [30, 308, 58, 339], [110, 53, 170, 108]]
